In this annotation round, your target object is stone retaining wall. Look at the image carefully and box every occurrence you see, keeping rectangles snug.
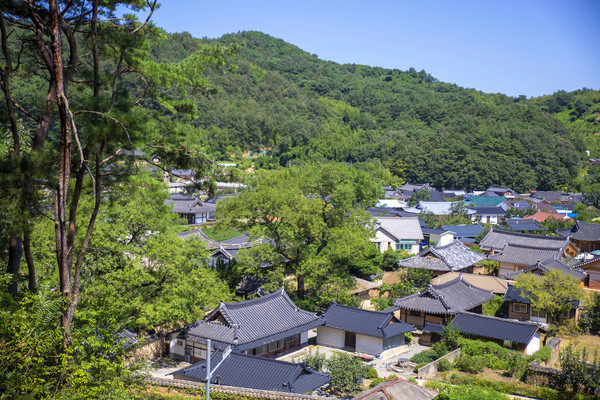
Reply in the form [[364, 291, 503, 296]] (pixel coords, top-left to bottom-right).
[[126, 336, 167, 365], [416, 348, 462, 378], [525, 365, 560, 386], [148, 377, 326, 400]]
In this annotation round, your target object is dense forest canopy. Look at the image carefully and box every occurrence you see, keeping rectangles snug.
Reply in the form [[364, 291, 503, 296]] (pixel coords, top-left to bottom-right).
[[148, 30, 593, 192]]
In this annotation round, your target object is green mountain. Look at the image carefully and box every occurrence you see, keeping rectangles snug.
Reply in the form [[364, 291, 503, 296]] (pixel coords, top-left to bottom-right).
[[152, 31, 587, 192]]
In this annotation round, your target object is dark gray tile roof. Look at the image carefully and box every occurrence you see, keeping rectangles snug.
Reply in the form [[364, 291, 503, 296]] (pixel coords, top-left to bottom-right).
[[166, 193, 216, 214], [467, 206, 507, 216], [422, 323, 446, 334], [116, 329, 138, 349], [531, 191, 564, 202], [393, 275, 494, 315], [479, 229, 569, 252], [398, 239, 485, 272], [451, 312, 540, 345], [322, 303, 414, 338], [441, 224, 484, 239], [172, 351, 331, 394], [181, 288, 324, 351], [560, 220, 600, 242], [366, 208, 416, 218], [488, 243, 559, 266], [504, 285, 580, 309], [177, 228, 221, 248], [506, 259, 587, 281], [505, 218, 546, 232]]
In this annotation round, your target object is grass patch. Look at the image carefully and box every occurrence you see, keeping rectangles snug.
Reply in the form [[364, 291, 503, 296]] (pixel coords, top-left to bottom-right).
[[201, 226, 241, 241]]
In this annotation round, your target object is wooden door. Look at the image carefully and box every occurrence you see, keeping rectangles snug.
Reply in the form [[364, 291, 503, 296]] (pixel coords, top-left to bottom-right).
[[345, 331, 356, 352]]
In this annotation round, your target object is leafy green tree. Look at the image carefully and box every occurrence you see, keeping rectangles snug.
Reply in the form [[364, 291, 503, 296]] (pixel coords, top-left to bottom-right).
[[579, 292, 600, 334], [514, 270, 584, 324], [550, 345, 600, 397], [408, 189, 430, 206], [420, 209, 439, 228], [326, 352, 369, 394], [217, 164, 379, 305]]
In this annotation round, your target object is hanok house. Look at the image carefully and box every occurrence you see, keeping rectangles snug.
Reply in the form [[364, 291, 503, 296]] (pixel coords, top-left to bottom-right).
[[165, 193, 216, 225], [480, 228, 576, 255], [372, 217, 424, 255], [558, 220, 600, 253], [571, 256, 600, 290], [388, 275, 494, 330], [317, 303, 414, 356], [352, 378, 438, 400], [398, 239, 485, 276], [450, 312, 543, 355], [170, 288, 324, 362], [171, 351, 331, 394], [489, 243, 567, 279], [506, 259, 587, 287], [504, 285, 581, 324], [431, 272, 508, 295]]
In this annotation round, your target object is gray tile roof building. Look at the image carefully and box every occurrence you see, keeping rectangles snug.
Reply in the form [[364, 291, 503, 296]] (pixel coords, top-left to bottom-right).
[[505, 218, 546, 232], [467, 206, 507, 216], [479, 229, 570, 253], [353, 378, 438, 400], [440, 224, 484, 241], [172, 351, 331, 394], [557, 220, 600, 242], [179, 288, 324, 351], [451, 312, 540, 345], [392, 276, 494, 315], [398, 239, 485, 272], [322, 303, 414, 339], [506, 259, 587, 281], [488, 243, 559, 266], [504, 285, 580, 309]]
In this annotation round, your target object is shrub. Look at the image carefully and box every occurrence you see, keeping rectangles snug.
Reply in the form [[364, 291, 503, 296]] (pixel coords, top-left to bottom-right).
[[433, 341, 450, 357], [410, 349, 439, 364], [369, 375, 397, 388], [301, 348, 326, 372], [482, 294, 507, 317], [404, 332, 413, 344], [579, 292, 600, 333], [365, 367, 378, 379], [325, 352, 369, 394], [454, 354, 487, 374], [506, 353, 529, 379], [414, 362, 428, 373], [438, 358, 452, 372], [532, 346, 551, 364]]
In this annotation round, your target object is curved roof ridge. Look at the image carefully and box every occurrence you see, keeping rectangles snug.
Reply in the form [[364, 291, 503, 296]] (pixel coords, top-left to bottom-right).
[[222, 287, 285, 309], [486, 228, 566, 240]]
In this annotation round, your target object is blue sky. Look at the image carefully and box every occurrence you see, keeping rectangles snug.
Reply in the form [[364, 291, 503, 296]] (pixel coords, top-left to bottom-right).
[[141, 0, 599, 98]]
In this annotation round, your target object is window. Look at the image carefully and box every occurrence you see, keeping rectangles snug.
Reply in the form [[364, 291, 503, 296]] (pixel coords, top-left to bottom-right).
[[268, 341, 278, 352], [410, 310, 421, 317], [395, 241, 413, 251], [277, 339, 286, 349], [531, 307, 547, 319], [176, 339, 184, 347], [561, 309, 571, 319], [513, 303, 527, 313], [375, 242, 381, 250]]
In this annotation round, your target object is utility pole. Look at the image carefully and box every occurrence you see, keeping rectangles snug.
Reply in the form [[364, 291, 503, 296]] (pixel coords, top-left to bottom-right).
[[205, 339, 232, 400]]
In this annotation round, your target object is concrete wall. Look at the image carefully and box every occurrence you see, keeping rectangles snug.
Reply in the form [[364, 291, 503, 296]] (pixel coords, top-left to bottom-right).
[[417, 348, 462, 379], [356, 334, 383, 356], [316, 326, 345, 349]]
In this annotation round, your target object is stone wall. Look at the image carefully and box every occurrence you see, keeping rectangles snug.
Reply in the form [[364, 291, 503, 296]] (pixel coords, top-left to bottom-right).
[[126, 336, 167, 365], [545, 338, 561, 367], [525, 365, 560, 386], [416, 348, 462, 378]]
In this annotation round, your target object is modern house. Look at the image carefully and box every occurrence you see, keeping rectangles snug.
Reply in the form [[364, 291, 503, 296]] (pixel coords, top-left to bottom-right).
[[504, 218, 546, 233], [317, 303, 414, 356], [405, 201, 476, 216], [170, 288, 324, 362], [467, 206, 507, 224], [504, 285, 581, 324], [398, 239, 485, 276], [166, 193, 216, 225], [466, 195, 507, 207], [485, 187, 517, 198], [440, 224, 484, 243], [450, 312, 542, 355], [389, 276, 494, 329], [421, 227, 455, 247], [171, 351, 331, 394], [372, 217, 424, 254]]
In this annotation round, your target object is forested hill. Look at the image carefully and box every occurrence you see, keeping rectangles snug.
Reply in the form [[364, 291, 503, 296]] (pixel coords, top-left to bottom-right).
[[152, 30, 588, 192]]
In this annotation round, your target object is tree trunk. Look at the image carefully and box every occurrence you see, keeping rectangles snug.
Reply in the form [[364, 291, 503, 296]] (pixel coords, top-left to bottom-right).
[[297, 274, 305, 300], [6, 232, 22, 295]]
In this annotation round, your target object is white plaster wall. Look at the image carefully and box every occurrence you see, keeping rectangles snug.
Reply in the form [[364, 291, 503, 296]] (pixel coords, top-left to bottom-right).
[[437, 232, 454, 247], [526, 332, 541, 355], [300, 331, 309, 344], [316, 326, 345, 348], [169, 338, 185, 357], [356, 334, 383, 356], [409, 243, 420, 255]]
